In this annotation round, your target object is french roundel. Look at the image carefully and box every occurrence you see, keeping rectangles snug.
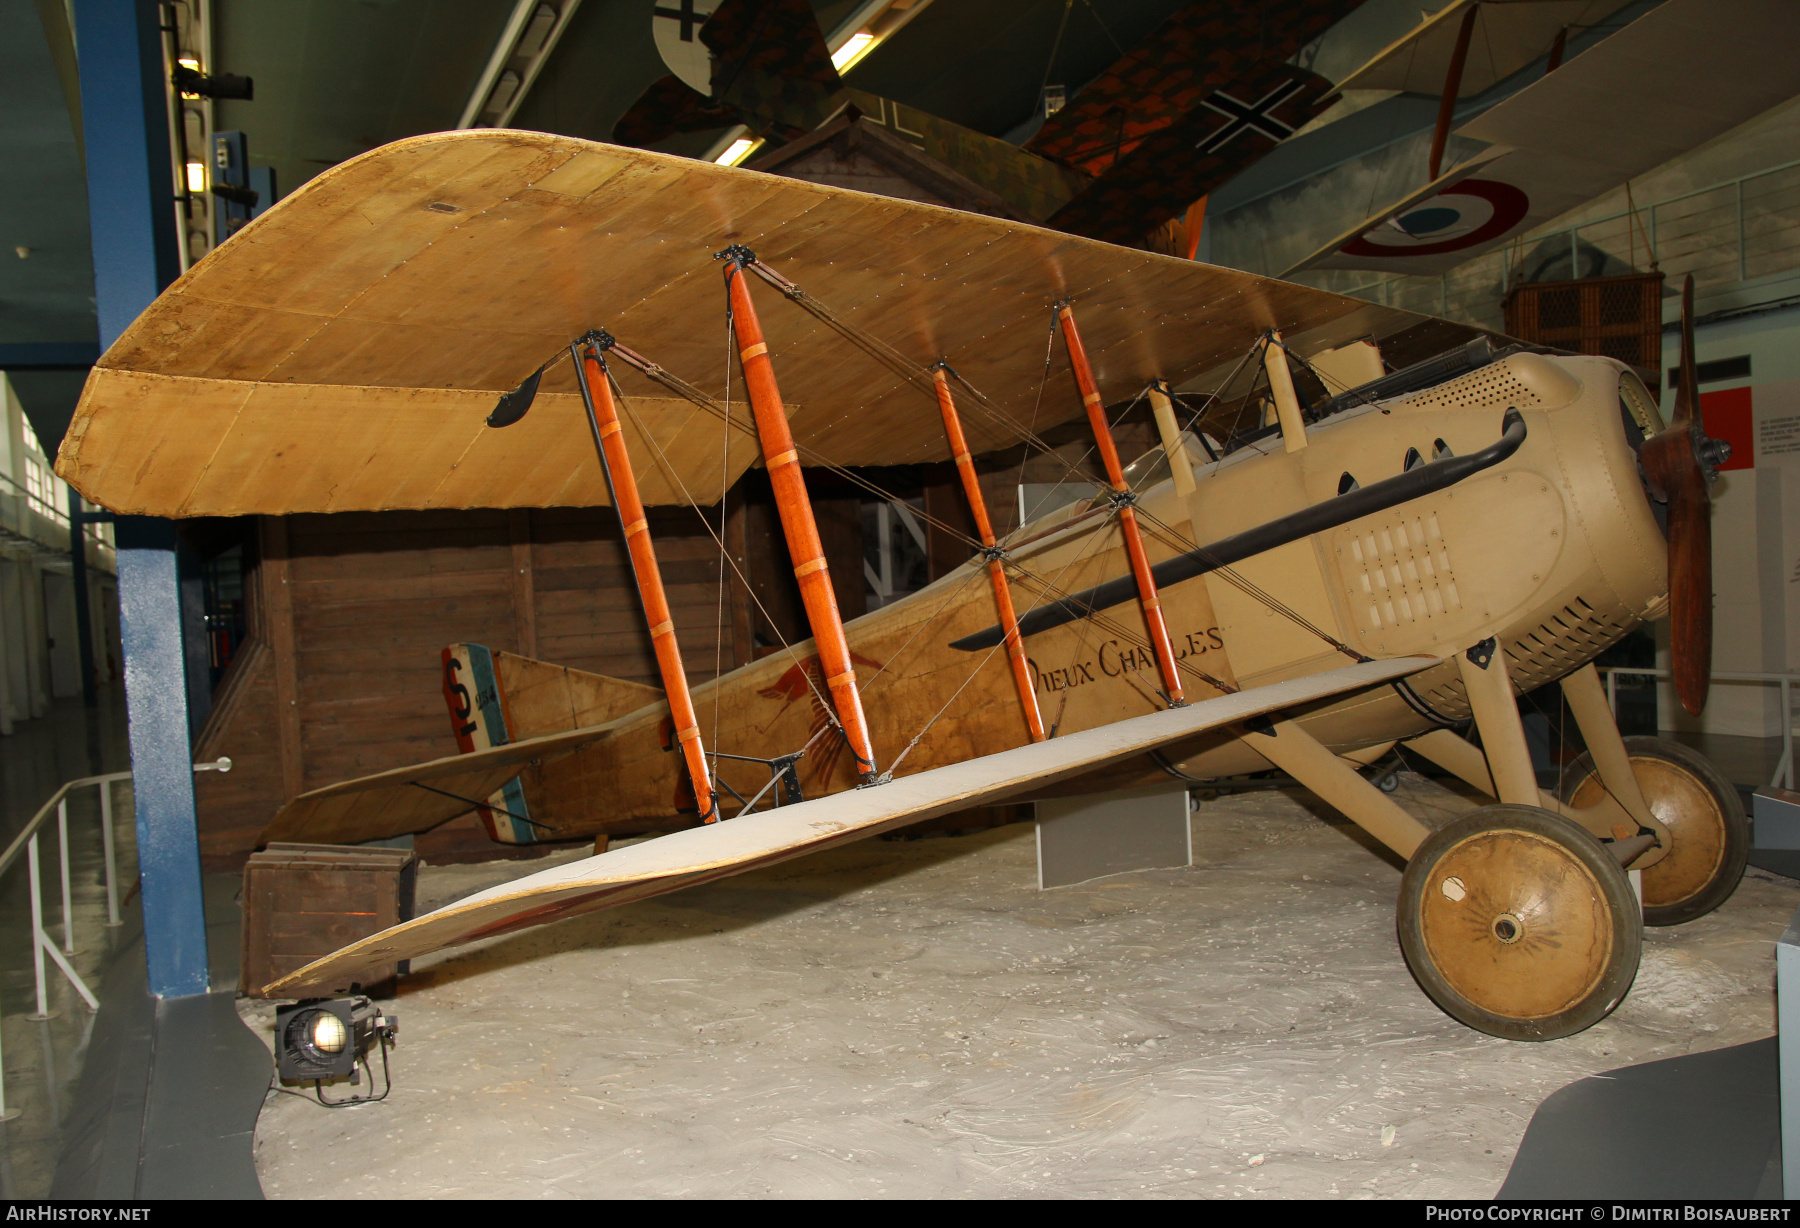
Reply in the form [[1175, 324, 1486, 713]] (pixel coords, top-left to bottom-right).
[[1338, 179, 1531, 259]]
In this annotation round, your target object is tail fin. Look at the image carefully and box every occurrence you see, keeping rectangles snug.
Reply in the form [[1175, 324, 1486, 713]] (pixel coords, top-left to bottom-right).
[[441, 645, 664, 843]]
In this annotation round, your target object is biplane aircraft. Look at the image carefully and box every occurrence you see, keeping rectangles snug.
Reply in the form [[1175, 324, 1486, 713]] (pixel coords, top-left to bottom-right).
[[58, 128, 1740, 1043]]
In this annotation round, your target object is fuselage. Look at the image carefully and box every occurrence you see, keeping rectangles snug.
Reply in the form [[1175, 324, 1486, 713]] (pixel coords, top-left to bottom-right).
[[514, 350, 1670, 839]]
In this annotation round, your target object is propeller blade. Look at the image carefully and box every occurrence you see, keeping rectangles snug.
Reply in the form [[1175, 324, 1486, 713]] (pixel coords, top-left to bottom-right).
[[487, 362, 548, 428], [1664, 468, 1712, 716], [1639, 275, 1713, 716]]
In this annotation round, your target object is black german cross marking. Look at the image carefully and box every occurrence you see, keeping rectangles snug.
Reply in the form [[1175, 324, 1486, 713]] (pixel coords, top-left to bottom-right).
[[655, 0, 705, 41], [1196, 78, 1306, 154]]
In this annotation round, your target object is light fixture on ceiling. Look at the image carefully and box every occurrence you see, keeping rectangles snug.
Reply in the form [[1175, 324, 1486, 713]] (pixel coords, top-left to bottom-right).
[[185, 161, 207, 193], [831, 30, 876, 70], [715, 137, 760, 166], [170, 63, 254, 101], [175, 54, 202, 97]]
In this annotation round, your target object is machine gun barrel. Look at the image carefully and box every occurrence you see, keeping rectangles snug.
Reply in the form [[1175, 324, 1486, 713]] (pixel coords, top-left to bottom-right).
[[951, 408, 1526, 652]]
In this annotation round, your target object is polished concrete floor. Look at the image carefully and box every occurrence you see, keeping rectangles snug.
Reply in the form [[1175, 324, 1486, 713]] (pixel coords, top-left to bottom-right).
[[245, 770, 1800, 1200], [0, 691, 135, 1197]]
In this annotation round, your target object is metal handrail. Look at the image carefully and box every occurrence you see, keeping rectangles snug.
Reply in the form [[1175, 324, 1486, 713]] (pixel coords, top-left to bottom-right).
[[0, 771, 132, 1121], [1596, 666, 1799, 791]]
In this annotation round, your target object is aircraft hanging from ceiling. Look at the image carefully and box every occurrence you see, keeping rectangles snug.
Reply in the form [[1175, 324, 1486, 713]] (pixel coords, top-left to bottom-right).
[[60, 129, 1739, 1043], [1287, 0, 1800, 277], [616, 0, 1363, 249]]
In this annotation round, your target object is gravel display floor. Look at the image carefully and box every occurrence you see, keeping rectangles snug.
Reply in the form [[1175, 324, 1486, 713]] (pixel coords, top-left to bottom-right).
[[241, 773, 1798, 1199]]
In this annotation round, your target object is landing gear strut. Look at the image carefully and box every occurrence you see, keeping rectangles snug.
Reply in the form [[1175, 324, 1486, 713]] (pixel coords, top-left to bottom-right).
[[1562, 736, 1747, 926]]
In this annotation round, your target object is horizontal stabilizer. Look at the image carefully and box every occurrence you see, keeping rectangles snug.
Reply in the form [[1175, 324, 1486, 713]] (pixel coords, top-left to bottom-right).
[[263, 657, 1437, 996], [257, 723, 616, 848]]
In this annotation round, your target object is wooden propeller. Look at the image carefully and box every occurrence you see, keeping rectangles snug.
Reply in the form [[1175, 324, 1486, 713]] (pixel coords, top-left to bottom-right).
[[1638, 276, 1731, 716]]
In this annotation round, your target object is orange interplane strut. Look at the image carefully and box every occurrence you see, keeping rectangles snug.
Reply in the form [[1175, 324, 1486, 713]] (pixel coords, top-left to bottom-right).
[[931, 368, 1046, 742], [1055, 303, 1186, 706], [719, 249, 880, 783], [575, 341, 718, 821]]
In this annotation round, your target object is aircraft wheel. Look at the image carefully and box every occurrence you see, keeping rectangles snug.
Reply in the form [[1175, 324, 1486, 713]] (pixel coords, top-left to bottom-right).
[[1562, 737, 1747, 927], [1397, 804, 1640, 1041]]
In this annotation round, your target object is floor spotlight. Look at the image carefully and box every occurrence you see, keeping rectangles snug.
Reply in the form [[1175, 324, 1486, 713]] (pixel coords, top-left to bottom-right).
[[275, 996, 398, 1106]]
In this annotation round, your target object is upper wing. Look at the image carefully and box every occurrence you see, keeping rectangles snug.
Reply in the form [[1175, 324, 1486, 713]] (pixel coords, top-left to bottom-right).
[[262, 656, 1436, 996], [58, 131, 1473, 519], [258, 722, 615, 847]]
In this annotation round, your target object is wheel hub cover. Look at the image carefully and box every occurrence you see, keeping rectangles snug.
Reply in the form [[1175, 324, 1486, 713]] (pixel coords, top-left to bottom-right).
[[1419, 829, 1613, 1019]]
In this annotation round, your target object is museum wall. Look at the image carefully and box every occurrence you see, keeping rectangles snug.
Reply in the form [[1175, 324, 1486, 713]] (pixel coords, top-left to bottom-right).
[[1657, 303, 1800, 737]]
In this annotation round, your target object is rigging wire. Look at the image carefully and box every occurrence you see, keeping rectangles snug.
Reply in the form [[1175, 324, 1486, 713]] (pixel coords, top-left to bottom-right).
[[1076, 0, 1125, 58], [749, 262, 1087, 475], [604, 361, 839, 726], [742, 261, 1143, 531], [748, 264, 1357, 658], [1132, 502, 1367, 663], [1036, 0, 1076, 113], [592, 277, 1371, 749], [606, 337, 1202, 707], [618, 315, 1350, 680], [1016, 310, 1064, 504], [712, 302, 735, 755], [612, 347, 982, 551], [1146, 340, 1267, 472], [887, 486, 1139, 770], [652, 300, 1286, 691]]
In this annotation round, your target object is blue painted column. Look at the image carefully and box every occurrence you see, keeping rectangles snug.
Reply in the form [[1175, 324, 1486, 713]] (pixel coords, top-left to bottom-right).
[[73, 0, 209, 998]]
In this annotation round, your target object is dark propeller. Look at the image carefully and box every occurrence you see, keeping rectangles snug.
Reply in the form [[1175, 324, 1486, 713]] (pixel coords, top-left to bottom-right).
[[1637, 275, 1731, 716]]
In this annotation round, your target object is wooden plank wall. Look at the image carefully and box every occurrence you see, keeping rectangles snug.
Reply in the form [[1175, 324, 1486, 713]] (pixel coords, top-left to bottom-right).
[[193, 497, 813, 869]]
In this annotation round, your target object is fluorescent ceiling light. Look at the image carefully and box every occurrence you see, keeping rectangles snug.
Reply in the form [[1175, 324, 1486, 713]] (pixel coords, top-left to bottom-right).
[[715, 138, 759, 166], [185, 161, 207, 192], [831, 31, 876, 70]]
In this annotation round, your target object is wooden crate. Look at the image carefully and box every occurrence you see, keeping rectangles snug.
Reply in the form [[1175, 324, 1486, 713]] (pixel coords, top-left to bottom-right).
[[1503, 271, 1665, 382], [241, 843, 417, 998]]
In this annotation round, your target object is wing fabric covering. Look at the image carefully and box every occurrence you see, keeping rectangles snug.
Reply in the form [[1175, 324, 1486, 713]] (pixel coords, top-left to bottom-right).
[[56, 131, 1476, 519], [263, 657, 1436, 996]]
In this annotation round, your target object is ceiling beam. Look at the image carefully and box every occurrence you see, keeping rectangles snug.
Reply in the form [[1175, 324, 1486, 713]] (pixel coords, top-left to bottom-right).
[[457, 0, 583, 130]]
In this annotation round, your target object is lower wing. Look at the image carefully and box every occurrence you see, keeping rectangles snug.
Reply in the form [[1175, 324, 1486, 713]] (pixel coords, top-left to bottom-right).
[[263, 656, 1434, 996]]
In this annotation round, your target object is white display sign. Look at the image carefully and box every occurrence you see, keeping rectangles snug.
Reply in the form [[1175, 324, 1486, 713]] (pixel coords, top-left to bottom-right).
[[1755, 378, 1800, 467]]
